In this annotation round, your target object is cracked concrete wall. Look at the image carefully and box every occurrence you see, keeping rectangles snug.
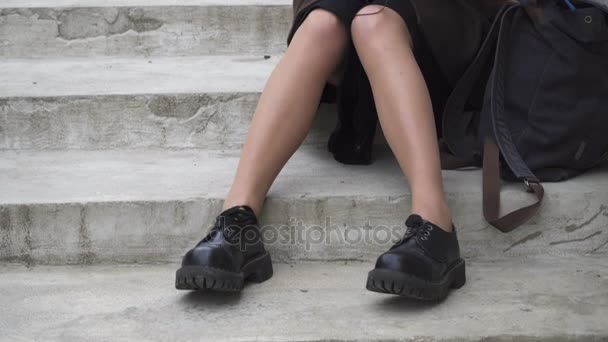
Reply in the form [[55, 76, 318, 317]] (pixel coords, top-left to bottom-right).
[[0, 95, 337, 150], [1, 189, 607, 265], [0, 6, 291, 58]]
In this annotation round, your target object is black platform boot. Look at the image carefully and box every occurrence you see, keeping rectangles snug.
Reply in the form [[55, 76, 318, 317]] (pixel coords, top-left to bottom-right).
[[176, 205, 273, 291], [366, 214, 466, 301]]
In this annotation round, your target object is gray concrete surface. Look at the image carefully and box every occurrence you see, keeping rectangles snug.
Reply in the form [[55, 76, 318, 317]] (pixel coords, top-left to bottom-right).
[[0, 3, 291, 58], [0, 93, 337, 150], [0, 57, 338, 150], [0, 257, 607, 341], [1, 147, 607, 264], [0, 0, 291, 8], [0, 57, 277, 97]]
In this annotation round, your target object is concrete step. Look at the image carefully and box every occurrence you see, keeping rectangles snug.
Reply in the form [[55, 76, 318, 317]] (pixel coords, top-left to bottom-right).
[[1, 257, 607, 341], [0, 0, 292, 58], [1, 147, 607, 265], [0, 56, 338, 150]]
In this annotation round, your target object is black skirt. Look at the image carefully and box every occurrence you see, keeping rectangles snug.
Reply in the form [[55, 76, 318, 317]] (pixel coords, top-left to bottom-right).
[[287, 0, 453, 137]]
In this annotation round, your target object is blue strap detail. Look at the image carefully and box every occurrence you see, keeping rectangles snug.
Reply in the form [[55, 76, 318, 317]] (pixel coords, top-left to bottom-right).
[[563, 0, 577, 11]]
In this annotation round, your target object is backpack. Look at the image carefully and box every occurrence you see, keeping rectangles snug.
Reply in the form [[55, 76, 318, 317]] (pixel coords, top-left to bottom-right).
[[440, 0, 608, 232]]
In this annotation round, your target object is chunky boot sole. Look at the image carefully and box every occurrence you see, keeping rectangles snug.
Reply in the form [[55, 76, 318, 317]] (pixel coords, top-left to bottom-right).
[[175, 252, 273, 292], [366, 259, 466, 301]]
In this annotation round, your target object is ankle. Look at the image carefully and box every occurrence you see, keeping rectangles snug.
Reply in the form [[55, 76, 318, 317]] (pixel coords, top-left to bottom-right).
[[411, 200, 453, 233], [223, 202, 262, 218], [222, 197, 263, 218]]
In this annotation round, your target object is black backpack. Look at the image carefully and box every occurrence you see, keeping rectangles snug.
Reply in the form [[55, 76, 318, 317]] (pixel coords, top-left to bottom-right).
[[440, 0, 608, 232]]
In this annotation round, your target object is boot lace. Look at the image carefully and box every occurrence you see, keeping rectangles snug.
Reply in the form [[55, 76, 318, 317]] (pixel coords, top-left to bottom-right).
[[199, 207, 256, 244], [398, 215, 434, 245]]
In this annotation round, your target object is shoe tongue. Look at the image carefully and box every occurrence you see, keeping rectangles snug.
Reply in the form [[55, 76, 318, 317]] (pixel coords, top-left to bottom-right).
[[405, 214, 424, 228]]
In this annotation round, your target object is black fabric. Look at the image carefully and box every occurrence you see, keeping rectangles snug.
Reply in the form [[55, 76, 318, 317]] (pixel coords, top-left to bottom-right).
[[440, 5, 510, 166], [441, 1, 608, 231], [288, 0, 452, 164], [444, 2, 608, 181], [287, 0, 420, 47], [487, 2, 608, 182]]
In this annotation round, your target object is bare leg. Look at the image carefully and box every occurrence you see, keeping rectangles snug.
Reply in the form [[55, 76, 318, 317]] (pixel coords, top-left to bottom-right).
[[351, 5, 453, 231], [223, 9, 348, 216]]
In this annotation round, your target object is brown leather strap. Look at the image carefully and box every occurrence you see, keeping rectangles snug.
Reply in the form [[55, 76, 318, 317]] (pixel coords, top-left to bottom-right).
[[482, 137, 545, 232]]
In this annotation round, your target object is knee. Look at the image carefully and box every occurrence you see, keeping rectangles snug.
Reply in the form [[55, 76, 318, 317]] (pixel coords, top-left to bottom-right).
[[297, 9, 347, 46], [351, 5, 413, 49]]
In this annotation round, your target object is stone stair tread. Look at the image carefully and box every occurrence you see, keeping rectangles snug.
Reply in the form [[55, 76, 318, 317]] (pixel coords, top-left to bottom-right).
[[1, 256, 607, 341], [2, 147, 607, 205], [0, 56, 278, 98], [0, 0, 291, 8], [1, 147, 404, 204], [1, 148, 607, 263]]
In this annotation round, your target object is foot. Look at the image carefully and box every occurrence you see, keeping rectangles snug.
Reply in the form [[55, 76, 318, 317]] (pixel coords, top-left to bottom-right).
[[366, 214, 465, 301], [175, 205, 273, 292]]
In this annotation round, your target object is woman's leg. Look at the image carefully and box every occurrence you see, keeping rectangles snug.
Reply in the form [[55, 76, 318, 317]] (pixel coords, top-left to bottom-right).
[[351, 5, 452, 231], [223, 9, 348, 216], [354, 5, 467, 301]]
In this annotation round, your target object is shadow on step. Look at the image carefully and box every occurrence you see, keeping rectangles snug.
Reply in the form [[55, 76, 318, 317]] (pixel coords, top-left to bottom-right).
[[178, 290, 243, 308], [372, 296, 445, 313]]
